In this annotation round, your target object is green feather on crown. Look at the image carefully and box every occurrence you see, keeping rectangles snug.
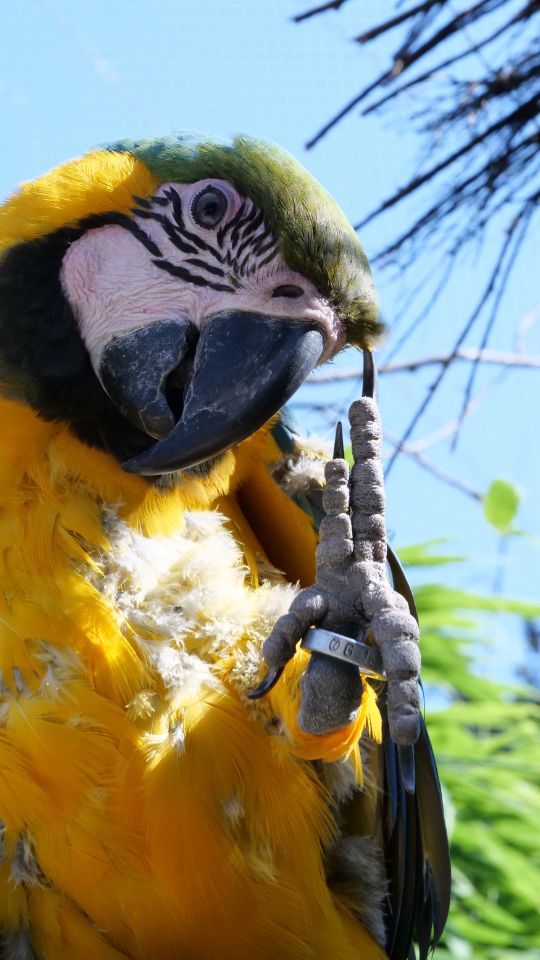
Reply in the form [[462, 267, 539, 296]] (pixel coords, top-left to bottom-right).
[[111, 134, 382, 348]]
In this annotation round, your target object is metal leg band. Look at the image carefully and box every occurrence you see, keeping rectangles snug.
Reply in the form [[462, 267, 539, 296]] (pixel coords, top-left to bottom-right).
[[300, 627, 386, 681]]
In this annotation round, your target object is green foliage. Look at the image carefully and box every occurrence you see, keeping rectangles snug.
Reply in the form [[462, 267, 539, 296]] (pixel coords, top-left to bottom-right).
[[483, 480, 521, 534], [401, 542, 540, 959], [398, 539, 466, 567]]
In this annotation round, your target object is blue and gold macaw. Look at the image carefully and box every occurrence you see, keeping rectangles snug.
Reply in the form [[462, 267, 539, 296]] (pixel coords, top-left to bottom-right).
[[0, 135, 449, 959]]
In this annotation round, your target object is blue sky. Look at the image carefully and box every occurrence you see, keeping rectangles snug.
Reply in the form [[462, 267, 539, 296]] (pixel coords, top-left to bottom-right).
[[1, 0, 538, 621]]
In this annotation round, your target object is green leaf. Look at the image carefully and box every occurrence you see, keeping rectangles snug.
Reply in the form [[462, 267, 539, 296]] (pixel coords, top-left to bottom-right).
[[416, 584, 540, 620], [483, 479, 521, 533], [396, 539, 465, 567], [396, 540, 540, 958]]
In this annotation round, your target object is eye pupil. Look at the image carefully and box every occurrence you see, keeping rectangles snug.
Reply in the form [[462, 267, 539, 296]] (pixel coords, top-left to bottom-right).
[[191, 187, 227, 228]]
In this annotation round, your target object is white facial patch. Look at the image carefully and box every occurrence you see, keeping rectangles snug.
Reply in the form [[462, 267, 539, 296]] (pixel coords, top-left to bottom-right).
[[60, 179, 344, 373]]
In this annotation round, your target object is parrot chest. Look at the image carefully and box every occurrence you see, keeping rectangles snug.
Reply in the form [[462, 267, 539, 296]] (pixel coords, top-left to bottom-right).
[[0, 499, 381, 959]]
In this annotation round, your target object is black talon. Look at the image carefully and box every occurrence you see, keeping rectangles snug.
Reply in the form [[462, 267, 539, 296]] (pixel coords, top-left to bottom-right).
[[387, 543, 419, 623], [362, 349, 376, 399], [247, 664, 285, 699], [333, 420, 345, 459]]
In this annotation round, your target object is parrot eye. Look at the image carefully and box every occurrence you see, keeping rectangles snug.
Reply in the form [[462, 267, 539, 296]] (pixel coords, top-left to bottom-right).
[[190, 187, 228, 229]]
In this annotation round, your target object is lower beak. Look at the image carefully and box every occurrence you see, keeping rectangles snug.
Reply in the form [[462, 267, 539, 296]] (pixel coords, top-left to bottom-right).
[[122, 310, 324, 475], [99, 319, 198, 439]]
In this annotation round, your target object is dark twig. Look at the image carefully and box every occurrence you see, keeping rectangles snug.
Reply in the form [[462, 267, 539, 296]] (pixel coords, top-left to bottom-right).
[[354, 0, 445, 44], [306, 0, 525, 151], [384, 430, 483, 501], [382, 215, 531, 476], [355, 94, 540, 230], [308, 348, 540, 383], [451, 201, 536, 450], [306, 73, 393, 149], [361, 10, 528, 117], [383, 0, 508, 75], [299, 0, 540, 281], [381, 253, 458, 363], [296, 0, 540, 491], [293, 0, 349, 22]]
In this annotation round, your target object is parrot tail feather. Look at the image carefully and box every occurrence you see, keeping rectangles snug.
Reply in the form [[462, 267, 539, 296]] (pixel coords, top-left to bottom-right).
[[383, 713, 451, 960]]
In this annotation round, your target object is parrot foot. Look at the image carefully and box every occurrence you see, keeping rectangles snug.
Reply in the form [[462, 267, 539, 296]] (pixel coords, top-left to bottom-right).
[[257, 354, 422, 745], [298, 652, 363, 734]]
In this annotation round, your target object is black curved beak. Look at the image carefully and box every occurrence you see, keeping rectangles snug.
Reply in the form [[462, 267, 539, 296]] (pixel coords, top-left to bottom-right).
[[122, 310, 324, 476], [99, 319, 198, 439]]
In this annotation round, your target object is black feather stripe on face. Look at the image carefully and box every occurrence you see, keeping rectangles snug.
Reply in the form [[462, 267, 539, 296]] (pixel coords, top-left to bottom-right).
[[151, 259, 234, 293], [117, 189, 280, 293]]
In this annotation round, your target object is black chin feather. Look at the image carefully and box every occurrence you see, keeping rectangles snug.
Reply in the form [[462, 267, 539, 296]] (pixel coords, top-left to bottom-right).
[[0, 226, 171, 483]]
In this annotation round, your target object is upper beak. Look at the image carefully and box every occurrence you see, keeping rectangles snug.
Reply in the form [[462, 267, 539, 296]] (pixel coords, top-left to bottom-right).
[[119, 310, 324, 475]]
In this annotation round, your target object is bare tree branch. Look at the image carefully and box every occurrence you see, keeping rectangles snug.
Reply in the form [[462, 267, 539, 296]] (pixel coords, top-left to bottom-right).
[[296, 0, 540, 489], [355, 96, 540, 230], [361, 9, 529, 117], [380, 0, 508, 73], [306, 72, 392, 149], [354, 0, 445, 44], [382, 204, 533, 476], [383, 257, 458, 366], [408, 390, 487, 452], [384, 430, 484, 500], [451, 201, 536, 449], [299, 0, 540, 289], [305, 0, 530, 149], [308, 348, 540, 383], [370, 130, 540, 269]]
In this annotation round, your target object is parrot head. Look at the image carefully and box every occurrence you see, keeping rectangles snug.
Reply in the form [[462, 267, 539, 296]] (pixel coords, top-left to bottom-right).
[[0, 135, 381, 477]]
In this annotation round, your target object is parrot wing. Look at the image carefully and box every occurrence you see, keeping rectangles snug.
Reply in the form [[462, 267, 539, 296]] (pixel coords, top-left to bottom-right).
[[384, 546, 451, 960]]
